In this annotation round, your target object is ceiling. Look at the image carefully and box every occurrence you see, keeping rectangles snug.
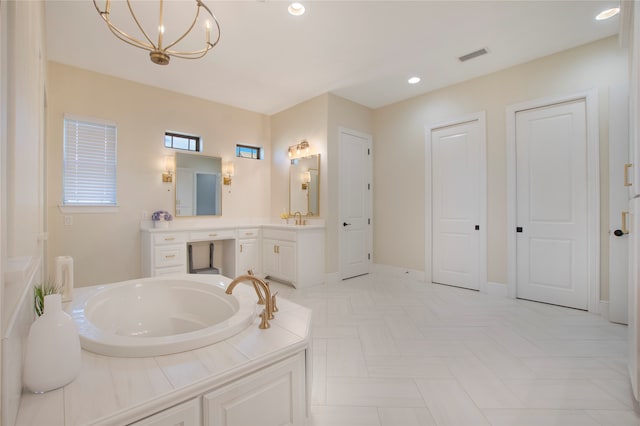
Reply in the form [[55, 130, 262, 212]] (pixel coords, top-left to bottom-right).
[[45, 1, 621, 115]]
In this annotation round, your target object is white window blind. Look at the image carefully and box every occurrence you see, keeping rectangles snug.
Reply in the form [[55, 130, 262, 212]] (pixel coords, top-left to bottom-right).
[[63, 116, 117, 205]]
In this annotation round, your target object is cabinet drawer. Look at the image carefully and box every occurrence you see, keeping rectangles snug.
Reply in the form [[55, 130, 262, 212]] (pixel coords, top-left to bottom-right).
[[238, 228, 260, 238], [130, 398, 201, 426], [190, 229, 235, 241], [263, 228, 296, 242], [154, 245, 186, 267], [153, 233, 187, 245]]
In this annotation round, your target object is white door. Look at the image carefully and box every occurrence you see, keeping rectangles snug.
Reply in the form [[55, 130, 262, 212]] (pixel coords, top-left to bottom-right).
[[516, 99, 589, 310], [339, 128, 372, 280], [430, 120, 482, 290], [609, 84, 629, 324]]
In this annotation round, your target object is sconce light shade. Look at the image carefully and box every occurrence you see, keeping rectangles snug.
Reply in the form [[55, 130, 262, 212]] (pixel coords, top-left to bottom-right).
[[301, 170, 311, 190], [288, 139, 312, 159], [162, 155, 174, 183], [223, 161, 234, 185]]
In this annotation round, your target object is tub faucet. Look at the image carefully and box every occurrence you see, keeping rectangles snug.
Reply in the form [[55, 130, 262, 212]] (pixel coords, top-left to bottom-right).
[[226, 273, 274, 329]]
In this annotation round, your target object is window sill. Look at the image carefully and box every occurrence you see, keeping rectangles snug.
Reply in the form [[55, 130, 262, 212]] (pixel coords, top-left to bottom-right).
[[58, 205, 120, 214]]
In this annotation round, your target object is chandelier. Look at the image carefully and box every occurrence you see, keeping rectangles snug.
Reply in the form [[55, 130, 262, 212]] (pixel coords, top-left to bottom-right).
[[92, 0, 221, 65]]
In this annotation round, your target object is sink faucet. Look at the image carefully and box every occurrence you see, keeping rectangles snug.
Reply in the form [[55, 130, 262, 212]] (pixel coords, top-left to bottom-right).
[[293, 211, 303, 225], [226, 273, 274, 329]]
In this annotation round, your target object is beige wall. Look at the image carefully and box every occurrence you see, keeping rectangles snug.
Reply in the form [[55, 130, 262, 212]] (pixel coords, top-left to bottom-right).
[[270, 93, 373, 275], [372, 36, 627, 298], [47, 62, 271, 287]]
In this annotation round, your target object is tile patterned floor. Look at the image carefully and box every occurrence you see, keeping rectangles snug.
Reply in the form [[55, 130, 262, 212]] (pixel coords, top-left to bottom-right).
[[268, 271, 640, 426]]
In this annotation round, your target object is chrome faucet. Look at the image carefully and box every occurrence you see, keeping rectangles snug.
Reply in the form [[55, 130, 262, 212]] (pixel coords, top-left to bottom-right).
[[226, 272, 275, 329]]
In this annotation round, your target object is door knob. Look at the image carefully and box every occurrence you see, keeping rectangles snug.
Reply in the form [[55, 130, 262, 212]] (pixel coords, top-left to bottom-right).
[[614, 229, 625, 237], [343, 222, 351, 227]]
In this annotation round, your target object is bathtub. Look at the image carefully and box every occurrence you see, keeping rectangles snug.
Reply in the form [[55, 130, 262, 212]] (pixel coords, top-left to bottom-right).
[[69, 275, 258, 357]]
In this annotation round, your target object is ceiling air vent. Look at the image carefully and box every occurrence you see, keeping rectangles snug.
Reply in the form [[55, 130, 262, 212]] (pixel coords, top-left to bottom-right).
[[458, 48, 489, 62]]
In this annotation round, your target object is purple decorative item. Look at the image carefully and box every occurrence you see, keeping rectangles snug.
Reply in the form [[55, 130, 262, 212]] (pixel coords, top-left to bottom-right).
[[152, 210, 173, 228]]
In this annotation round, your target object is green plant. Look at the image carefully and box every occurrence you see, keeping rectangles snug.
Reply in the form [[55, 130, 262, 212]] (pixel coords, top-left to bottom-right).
[[34, 279, 61, 316]]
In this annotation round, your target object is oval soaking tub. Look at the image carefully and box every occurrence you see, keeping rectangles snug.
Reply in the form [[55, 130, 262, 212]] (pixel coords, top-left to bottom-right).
[[69, 275, 258, 357]]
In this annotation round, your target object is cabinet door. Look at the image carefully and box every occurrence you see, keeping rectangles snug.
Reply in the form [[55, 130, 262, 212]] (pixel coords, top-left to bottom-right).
[[262, 239, 279, 277], [202, 353, 306, 426], [238, 238, 260, 276], [129, 398, 201, 426], [277, 241, 296, 283]]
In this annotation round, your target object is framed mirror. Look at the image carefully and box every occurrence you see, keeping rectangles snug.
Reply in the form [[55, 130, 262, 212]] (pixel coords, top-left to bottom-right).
[[289, 154, 320, 216], [175, 152, 222, 216]]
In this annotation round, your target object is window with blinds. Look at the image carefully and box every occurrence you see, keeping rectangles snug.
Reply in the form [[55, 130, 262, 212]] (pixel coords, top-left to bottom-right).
[[63, 116, 117, 206]]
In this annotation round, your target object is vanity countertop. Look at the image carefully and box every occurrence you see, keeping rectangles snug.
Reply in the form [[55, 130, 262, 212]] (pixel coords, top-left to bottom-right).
[[15, 286, 311, 426], [141, 221, 325, 233]]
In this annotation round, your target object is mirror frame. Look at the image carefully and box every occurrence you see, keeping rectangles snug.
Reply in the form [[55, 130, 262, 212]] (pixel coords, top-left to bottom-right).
[[289, 154, 320, 216]]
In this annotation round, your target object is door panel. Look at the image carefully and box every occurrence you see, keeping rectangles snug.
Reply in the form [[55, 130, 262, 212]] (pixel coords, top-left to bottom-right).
[[516, 100, 588, 309], [339, 129, 372, 280], [431, 121, 481, 290]]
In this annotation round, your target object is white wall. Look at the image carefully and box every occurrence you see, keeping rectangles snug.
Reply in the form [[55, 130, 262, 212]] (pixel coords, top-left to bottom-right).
[[372, 36, 627, 298], [1, 1, 47, 425], [46, 62, 272, 287]]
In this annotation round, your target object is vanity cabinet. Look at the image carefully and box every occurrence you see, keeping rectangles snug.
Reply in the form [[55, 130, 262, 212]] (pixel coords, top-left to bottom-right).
[[262, 227, 324, 288], [263, 238, 296, 283], [141, 232, 188, 276], [237, 228, 261, 276], [202, 352, 306, 426], [141, 225, 324, 287]]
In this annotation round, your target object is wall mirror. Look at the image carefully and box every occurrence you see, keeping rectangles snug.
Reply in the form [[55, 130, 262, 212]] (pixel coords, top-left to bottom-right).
[[175, 152, 222, 216], [289, 154, 320, 216]]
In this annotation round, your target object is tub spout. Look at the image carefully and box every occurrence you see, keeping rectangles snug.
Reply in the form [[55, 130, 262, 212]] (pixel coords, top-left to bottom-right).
[[226, 274, 274, 329]]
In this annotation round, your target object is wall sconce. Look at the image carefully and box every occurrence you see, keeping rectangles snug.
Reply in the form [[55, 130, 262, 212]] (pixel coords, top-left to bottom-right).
[[301, 170, 311, 190], [162, 155, 174, 183], [288, 139, 311, 158], [222, 161, 234, 185]]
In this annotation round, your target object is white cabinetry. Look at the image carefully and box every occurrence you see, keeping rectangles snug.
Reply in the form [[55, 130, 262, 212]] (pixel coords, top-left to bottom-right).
[[262, 227, 324, 288], [202, 353, 306, 426], [237, 228, 261, 276], [263, 238, 296, 283], [130, 398, 201, 426], [141, 232, 188, 276]]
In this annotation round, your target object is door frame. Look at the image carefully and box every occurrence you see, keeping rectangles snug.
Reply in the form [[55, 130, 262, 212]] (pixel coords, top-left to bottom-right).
[[425, 112, 487, 291], [506, 90, 600, 312], [338, 127, 373, 279]]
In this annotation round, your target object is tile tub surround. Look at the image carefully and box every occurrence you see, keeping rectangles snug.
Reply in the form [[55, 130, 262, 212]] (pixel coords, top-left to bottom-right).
[[268, 272, 639, 426], [15, 287, 311, 426]]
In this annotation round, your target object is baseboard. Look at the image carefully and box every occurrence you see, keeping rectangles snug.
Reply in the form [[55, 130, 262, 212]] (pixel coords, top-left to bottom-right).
[[484, 281, 508, 297], [372, 264, 426, 281], [599, 300, 609, 320], [324, 272, 340, 285]]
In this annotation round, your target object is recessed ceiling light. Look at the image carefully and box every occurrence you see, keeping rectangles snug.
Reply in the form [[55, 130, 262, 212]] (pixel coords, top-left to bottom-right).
[[596, 7, 620, 20], [408, 77, 421, 84], [288, 2, 305, 16]]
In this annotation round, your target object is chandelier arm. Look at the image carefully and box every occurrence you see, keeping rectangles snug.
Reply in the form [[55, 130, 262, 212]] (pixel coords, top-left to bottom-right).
[[126, 0, 158, 49], [94, 0, 155, 50], [169, 49, 211, 59], [106, 25, 157, 52], [163, 3, 202, 51]]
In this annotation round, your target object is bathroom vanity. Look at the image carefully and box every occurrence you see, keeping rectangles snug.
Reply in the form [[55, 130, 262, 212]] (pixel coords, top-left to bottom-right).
[[15, 285, 312, 426], [141, 223, 325, 288]]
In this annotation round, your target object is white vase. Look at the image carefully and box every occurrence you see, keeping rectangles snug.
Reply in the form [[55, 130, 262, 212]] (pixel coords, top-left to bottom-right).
[[154, 220, 169, 228], [23, 294, 82, 393]]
